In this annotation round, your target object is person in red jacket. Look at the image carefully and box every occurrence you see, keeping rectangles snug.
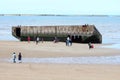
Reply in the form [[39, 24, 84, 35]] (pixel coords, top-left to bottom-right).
[[27, 36, 30, 43]]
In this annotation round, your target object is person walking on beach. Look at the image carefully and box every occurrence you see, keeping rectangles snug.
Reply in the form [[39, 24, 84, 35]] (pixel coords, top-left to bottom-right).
[[27, 36, 30, 43], [54, 36, 58, 43], [36, 36, 40, 45], [12, 52, 16, 63], [41, 37, 44, 43], [69, 37, 72, 46], [66, 36, 72, 46], [88, 42, 91, 49], [66, 36, 70, 46], [88, 42, 94, 49], [18, 52, 22, 63]]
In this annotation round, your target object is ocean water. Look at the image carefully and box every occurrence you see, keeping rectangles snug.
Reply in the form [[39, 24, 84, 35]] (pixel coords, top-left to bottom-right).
[[0, 15, 120, 48], [3, 56, 120, 64]]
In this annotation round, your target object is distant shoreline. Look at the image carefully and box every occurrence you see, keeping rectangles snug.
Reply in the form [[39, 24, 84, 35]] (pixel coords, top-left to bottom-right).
[[0, 14, 119, 17]]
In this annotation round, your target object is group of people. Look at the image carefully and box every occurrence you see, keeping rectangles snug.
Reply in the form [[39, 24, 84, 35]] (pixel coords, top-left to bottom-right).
[[27, 36, 44, 44], [27, 36, 94, 49], [12, 52, 22, 63]]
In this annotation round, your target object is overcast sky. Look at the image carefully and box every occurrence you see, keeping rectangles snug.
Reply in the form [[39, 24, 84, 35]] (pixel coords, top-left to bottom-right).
[[0, 0, 120, 15]]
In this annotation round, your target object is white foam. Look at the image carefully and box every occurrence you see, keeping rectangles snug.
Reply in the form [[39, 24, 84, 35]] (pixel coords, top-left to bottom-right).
[[6, 56, 120, 64]]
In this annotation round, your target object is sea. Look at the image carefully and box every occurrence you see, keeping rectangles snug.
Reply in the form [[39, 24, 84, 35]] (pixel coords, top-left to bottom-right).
[[1, 15, 120, 64]]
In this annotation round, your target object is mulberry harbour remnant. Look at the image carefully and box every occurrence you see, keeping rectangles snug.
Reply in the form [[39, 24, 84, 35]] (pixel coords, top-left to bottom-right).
[[12, 24, 102, 43]]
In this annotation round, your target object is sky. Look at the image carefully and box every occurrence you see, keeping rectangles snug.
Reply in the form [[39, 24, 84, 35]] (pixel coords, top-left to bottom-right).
[[0, 0, 120, 15]]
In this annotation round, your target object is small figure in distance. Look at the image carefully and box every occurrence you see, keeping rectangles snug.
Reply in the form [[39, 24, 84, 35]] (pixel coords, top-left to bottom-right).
[[54, 36, 58, 43], [66, 35, 72, 46], [88, 42, 94, 49], [12, 52, 16, 63], [66, 36, 70, 46], [18, 52, 22, 63], [69, 37, 72, 46], [27, 36, 30, 43], [36, 36, 40, 45], [41, 37, 44, 43]]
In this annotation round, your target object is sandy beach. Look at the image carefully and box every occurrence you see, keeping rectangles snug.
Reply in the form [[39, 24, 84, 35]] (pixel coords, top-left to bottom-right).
[[0, 41, 120, 80]]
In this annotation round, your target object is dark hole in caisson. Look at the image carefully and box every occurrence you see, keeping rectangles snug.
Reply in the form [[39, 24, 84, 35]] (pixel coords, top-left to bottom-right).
[[15, 28, 21, 37], [72, 35, 82, 43]]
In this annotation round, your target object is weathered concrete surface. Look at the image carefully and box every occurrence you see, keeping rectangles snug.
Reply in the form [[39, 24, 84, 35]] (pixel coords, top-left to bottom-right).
[[12, 25, 102, 43]]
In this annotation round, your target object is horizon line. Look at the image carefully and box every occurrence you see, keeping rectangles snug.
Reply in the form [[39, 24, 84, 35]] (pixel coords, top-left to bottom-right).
[[0, 14, 120, 16]]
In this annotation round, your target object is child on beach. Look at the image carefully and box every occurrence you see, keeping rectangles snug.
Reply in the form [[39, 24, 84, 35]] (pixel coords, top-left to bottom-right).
[[12, 52, 16, 63]]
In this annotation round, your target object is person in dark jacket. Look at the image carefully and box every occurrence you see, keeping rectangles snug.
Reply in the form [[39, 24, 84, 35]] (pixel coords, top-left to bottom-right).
[[18, 52, 22, 63]]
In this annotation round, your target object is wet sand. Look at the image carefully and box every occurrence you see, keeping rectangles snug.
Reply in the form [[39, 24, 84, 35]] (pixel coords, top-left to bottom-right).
[[0, 41, 120, 58], [0, 41, 120, 80]]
